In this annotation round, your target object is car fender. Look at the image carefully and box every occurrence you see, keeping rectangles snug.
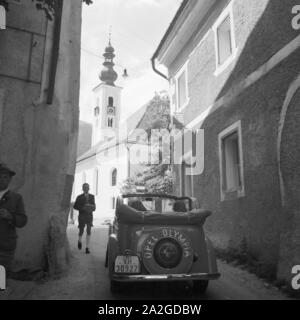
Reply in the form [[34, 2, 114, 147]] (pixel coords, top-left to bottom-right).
[[107, 233, 119, 277], [205, 237, 219, 274]]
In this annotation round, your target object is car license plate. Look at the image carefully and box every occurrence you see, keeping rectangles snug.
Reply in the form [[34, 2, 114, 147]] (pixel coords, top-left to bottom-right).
[[114, 256, 140, 274]]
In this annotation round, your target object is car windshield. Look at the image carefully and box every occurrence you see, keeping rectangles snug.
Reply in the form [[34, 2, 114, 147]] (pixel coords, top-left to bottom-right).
[[123, 196, 190, 213]]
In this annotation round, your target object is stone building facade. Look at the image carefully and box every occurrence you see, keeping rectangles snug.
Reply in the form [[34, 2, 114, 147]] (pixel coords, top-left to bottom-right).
[[153, 0, 300, 283], [0, 0, 82, 274]]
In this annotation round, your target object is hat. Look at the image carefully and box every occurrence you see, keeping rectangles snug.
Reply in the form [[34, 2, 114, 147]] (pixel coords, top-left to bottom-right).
[[0, 164, 16, 177]]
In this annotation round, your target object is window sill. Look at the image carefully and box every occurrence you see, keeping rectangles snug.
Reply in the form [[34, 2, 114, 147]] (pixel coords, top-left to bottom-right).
[[214, 47, 238, 77], [175, 97, 190, 114]]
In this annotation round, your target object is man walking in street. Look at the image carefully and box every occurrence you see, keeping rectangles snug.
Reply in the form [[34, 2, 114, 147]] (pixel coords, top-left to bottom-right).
[[0, 164, 27, 273], [73, 183, 96, 254]]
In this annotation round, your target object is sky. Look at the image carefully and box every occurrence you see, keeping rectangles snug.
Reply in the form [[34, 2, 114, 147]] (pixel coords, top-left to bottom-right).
[[80, 0, 182, 124]]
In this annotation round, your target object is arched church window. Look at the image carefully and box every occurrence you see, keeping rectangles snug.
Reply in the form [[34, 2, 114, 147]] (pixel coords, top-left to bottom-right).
[[94, 106, 100, 116], [108, 96, 114, 106], [108, 117, 113, 127], [111, 168, 117, 186]]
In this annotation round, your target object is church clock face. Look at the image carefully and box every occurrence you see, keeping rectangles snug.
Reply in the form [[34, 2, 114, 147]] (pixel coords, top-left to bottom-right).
[[107, 106, 115, 115]]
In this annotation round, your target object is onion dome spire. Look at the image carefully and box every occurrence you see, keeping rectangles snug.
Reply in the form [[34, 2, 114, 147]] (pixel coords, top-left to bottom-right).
[[99, 34, 118, 86]]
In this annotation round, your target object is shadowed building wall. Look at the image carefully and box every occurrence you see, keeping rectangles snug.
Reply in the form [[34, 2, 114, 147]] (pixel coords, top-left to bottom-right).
[[0, 0, 82, 274], [154, 0, 300, 283]]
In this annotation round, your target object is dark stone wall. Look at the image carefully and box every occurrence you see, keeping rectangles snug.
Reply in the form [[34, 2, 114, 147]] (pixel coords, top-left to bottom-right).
[[192, 50, 300, 273], [0, 0, 82, 273], [277, 88, 300, 281]]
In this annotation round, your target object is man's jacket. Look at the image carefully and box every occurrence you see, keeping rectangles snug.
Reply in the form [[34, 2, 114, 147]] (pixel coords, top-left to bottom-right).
[[0, 191, 27, 251], [73, 193, 96, 215]]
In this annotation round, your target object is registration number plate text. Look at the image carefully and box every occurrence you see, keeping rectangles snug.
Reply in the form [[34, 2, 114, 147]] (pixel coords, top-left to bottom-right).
[[114, 256, 140, 274]]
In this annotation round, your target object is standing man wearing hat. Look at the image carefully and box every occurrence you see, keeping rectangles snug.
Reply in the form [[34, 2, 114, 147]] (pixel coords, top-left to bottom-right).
[[0, 164, 27, 272]]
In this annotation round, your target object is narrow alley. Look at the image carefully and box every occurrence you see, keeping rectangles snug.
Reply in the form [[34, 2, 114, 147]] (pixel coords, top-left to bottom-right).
[[20, 226, 290, 301]]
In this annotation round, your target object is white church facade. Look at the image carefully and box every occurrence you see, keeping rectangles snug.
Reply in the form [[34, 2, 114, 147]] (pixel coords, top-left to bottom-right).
[[73, 41, 152, 223]]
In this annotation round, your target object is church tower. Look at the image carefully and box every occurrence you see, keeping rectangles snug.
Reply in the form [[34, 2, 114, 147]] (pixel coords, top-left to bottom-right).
[[92, 39, 122, 145]]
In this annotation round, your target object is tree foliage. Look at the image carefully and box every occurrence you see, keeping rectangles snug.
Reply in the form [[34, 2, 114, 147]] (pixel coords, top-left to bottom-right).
[[0, 0, 8, 10], [0, 0, 92, 20], [142, 164, 173, 194], [33, 0, 93, 20], [121, 163, 173, 195], [121, 94, 174, 195]]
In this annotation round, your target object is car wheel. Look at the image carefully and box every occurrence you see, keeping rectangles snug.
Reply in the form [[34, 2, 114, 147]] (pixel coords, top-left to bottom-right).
[[193, 280, 209, 294], [110, 280, 123, 294]]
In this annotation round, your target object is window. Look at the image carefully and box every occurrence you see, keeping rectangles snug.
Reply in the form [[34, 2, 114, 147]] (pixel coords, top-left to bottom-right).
[[217, 16, 232, 65], [218, 121, 245, 201], [222, 132, 240, 190], [108, 97, 114, 106], [111, 168, 117, 186], [213, 2, 237, 75], [94, 106, 100, 116], [108, 117, 113, 127], [173, 63, 189, 111]]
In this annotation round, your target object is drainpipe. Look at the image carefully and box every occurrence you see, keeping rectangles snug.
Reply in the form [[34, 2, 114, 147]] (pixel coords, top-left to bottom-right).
[[125, 139, 130, 179], [151, 56, 168, 80], [150, 0, 189, 81], [151, 53, 173, 134], [47, 0, 63, 104], [151, 54, 179, 195], [151, 0, 190, 196]]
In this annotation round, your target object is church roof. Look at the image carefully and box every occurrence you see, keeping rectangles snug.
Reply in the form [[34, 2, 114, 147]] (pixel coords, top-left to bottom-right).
[[77, 103, 148, 163], [122, 103, 149, 136]]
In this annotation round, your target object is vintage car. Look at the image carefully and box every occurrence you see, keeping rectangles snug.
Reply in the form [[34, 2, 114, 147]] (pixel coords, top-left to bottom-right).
[[105, 194, 220, 294]]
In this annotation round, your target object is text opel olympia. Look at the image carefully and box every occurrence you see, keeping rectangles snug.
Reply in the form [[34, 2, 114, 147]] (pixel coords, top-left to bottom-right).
[[105, 194, 220, 294]]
